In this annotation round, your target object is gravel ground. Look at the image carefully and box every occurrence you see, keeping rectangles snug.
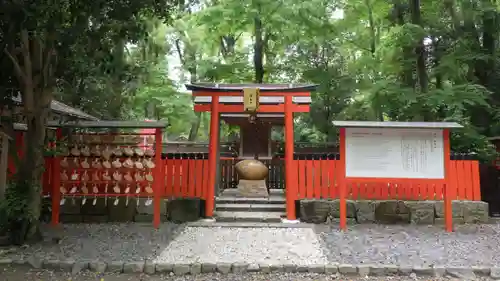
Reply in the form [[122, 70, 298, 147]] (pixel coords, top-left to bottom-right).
[[2, 222, 500, 270], [154, 226, 327, 265], [317, 223, 500, 267], [1, 269, 496, 281], [1, 223, 183, 261]]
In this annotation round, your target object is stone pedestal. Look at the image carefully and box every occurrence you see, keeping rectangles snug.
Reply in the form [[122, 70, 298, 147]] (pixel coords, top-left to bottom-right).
[[236, 179, 269, 197]]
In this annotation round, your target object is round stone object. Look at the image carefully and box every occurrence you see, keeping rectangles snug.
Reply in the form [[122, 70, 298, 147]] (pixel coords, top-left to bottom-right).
[[235, 159, 269, 180]]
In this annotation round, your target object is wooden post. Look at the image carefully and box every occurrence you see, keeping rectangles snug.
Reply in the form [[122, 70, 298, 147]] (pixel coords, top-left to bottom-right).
[[207, 95, 220, 217], [0, 132, 10, 200], [338, 128, 347, 230], [153, 128, 163, 228], [443, 129, 453, 232], [284, 96, 296, 220], [51, 128, 62, 226]]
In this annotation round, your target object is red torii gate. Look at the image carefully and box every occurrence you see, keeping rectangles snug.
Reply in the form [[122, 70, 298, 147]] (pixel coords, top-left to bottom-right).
[[187, 83, 317, 219]]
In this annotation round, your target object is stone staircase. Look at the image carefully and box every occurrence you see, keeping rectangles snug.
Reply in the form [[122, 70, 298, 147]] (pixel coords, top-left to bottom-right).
[[214, 189, 286, 223]]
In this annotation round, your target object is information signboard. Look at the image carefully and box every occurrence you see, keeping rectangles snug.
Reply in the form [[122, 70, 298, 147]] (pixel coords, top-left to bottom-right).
[[345, 127, 444, 179]]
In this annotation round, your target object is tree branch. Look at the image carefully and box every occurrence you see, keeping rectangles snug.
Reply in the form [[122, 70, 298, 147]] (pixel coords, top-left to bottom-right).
[[20, 29, 33, 86], [174, 38, 185, 65], [3, 48, 26, 82]]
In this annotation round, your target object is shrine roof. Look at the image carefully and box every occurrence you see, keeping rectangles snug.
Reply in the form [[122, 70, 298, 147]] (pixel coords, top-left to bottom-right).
[[47, 120, 168, 129], [11, 95, 98, 121], [185, 83, 318, 93], [332, 121, 463, 129], [194, 96, 311, 104]]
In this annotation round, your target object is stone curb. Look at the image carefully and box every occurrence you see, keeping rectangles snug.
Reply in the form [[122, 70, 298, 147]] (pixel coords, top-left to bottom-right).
[[1, 258, 499, 279]]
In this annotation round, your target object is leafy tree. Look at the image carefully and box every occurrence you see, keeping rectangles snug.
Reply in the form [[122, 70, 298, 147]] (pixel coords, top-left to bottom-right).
[[0, 0, 178, 242]]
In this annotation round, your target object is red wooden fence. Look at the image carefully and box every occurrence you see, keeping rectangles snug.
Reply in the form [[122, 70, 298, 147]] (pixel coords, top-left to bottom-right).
[[42, 157, 481, 201], [293, 159, 481, 201]]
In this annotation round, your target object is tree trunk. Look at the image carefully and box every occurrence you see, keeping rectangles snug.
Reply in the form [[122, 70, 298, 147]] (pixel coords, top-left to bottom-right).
[[253, 14, 265, 83], [4, 29, 55, 243]]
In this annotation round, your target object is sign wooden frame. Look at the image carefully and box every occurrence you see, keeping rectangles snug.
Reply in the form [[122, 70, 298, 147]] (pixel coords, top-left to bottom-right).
[[333, 121, 463, 232]]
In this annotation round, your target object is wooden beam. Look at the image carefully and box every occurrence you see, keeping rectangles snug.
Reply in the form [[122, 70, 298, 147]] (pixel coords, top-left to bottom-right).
[[0, 132, 10, 200], [192, 91, 312, 97], [194, 104, 310, 113]]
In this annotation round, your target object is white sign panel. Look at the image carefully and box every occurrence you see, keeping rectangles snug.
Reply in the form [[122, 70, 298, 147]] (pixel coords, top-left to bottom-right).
[[345, 127, 444, 179]]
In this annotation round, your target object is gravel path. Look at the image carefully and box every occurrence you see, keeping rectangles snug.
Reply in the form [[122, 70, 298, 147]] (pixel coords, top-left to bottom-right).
[[1, 269, 496, 281], [1, 223, 183, 262], [154, 226, 327, 265], [2, 222, 500, 270], [317, 223, 500, 267]]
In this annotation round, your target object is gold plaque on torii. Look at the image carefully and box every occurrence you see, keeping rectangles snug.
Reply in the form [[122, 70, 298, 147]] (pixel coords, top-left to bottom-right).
[[243, 88, 260, 112]]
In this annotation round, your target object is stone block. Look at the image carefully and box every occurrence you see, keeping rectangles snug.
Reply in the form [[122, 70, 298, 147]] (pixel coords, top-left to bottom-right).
[[237, 180, 268, 197], [491, 267, 500, 280], [82, 215, 108, 223], [357, 264, 370, 276], [144, 261, 155, 274], [398, 266, 413, 275], [268, 264, 284, 272], [356, 201, 378, 223], [338, 264, 357, 275], [369, 264, 390, 276], [307, 264, 325, 273], [59, 214, 83, 223], [259, 263, 271, 273], [190, 263, 202, 275], [432, 266, 445, 277], [155, 262, 173, 273], [283, 263, 297, 273], [299, 199, 330, 223], [26, 256, 42, 269], [168, 198, 202, 222], [81, 198, 108, 215], [137, 200, 168, 215], [296, 265, 308, 272], [247, 263, 260, 272], [435, 217, 465, 225], [472, 265, 491, 276], [43, 260, 75, 272], [0, 258, 13, 268], [89, 261, 107, 272], [327, 218, 357, 225], [463, 201, 489, 223], [216, 262, 232, 274], [446, 267, 476, 279], [374, 200, 410, 224], [435, 200, 464, 218], [232, 262, 248, 273], [123, 261, 144, 273], [60, 199, 82, 214], [329, 200, 357, 218], [325, 264, 338, 274], [106, 261, 124, 273], [407, 201, 435, 225], [108, 198, 137, 222], [201, 263, 217, 273], [412, 266, 434, 276], [173, 264, 191, 275], [72, 261, 89, 275]]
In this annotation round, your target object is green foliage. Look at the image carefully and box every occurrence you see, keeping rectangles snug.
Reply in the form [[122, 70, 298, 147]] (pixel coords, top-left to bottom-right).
[[0, 181, 31, 237]]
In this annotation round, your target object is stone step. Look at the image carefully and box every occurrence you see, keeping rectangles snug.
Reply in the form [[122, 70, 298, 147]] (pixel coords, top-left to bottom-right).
[[216, 203, 286, 212], [216, 196, 286, 205], [186, 221, 313, 228], [215, 211, 284, 223], [222, 188, 285, 197]]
